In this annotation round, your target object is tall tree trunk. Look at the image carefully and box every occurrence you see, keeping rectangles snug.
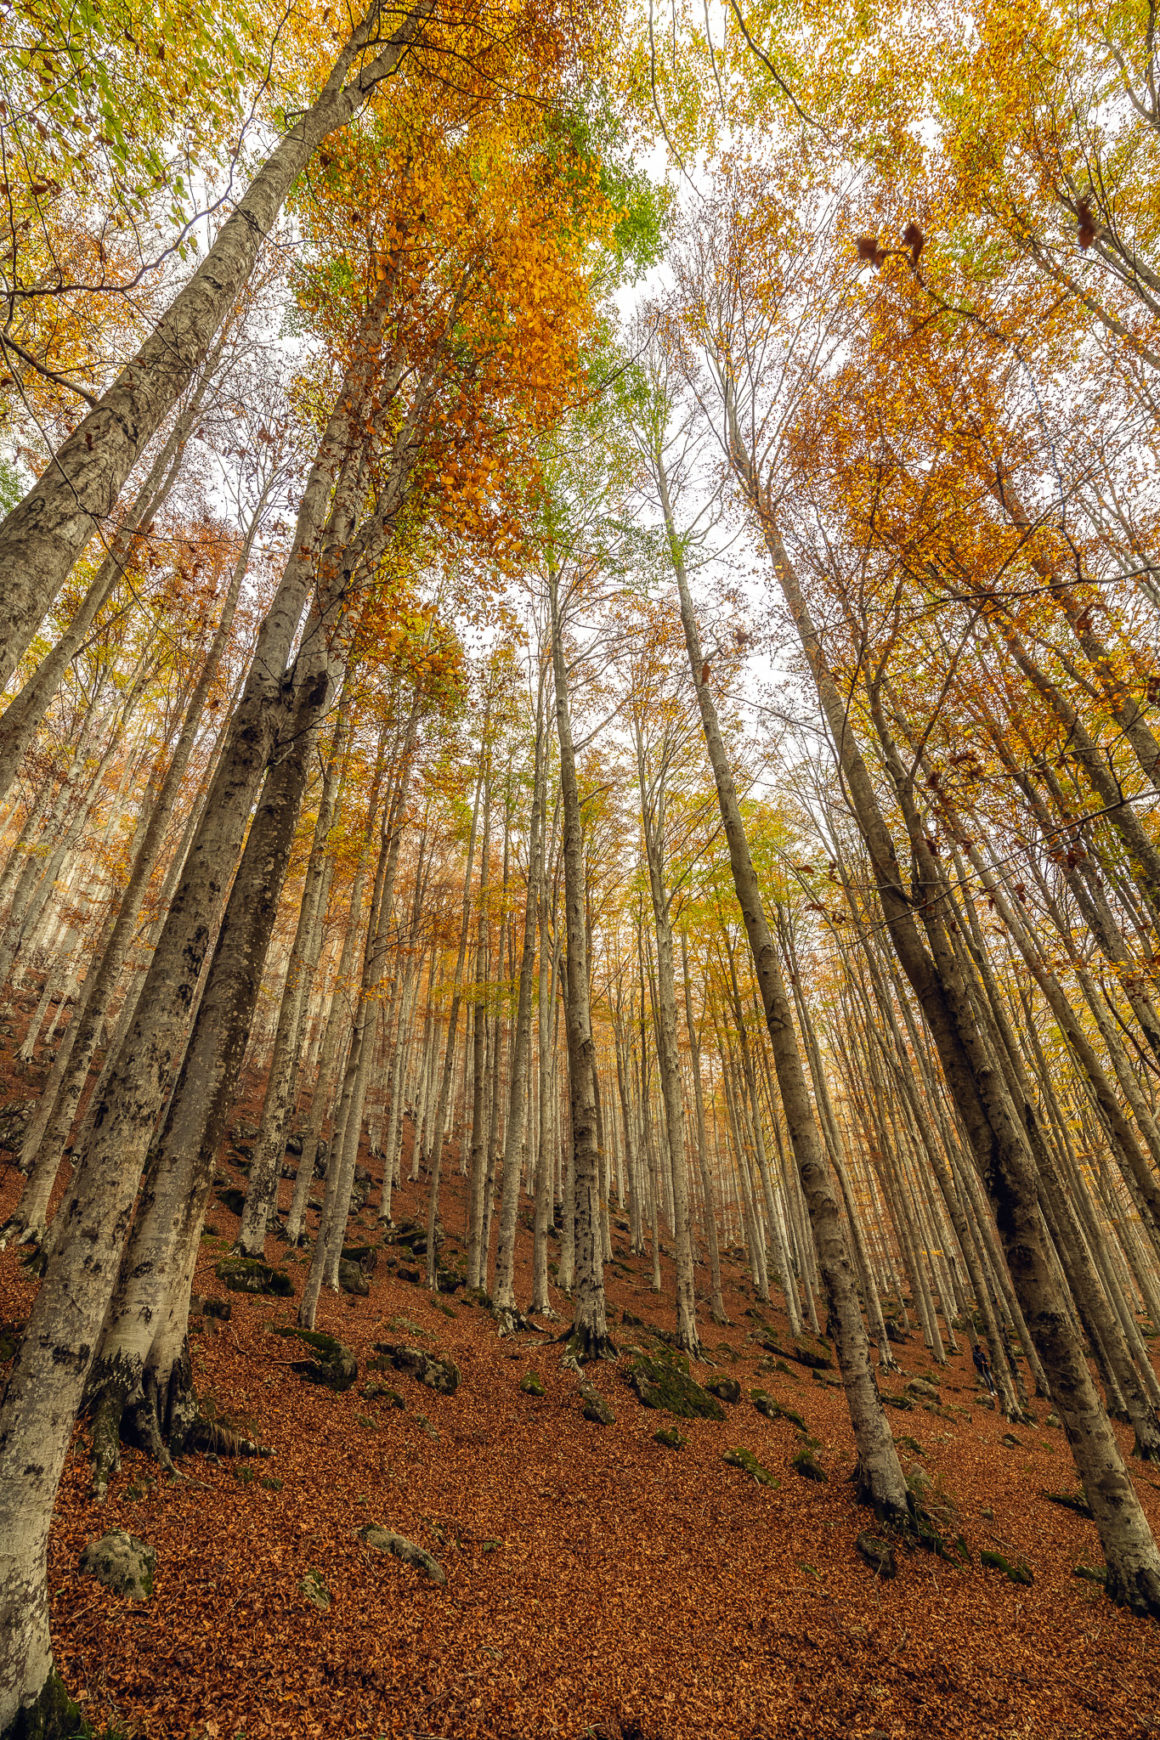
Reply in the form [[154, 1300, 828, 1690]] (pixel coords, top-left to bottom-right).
[[547, 563, 612, 1360], [657, 450, 908, 1519]]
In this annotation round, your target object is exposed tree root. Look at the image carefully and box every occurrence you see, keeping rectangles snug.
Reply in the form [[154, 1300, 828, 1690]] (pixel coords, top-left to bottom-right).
[[558, 1323, 618, 1364], [492, 1304, 535, 1337], [86, 1340, 267, 1500], [1104, 1561, 1160, 1618], [0, 1216, 45, 1253]]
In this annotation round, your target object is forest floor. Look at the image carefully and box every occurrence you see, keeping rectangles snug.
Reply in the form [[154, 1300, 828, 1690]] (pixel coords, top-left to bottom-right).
[[2, 1057, 1160, 1740]]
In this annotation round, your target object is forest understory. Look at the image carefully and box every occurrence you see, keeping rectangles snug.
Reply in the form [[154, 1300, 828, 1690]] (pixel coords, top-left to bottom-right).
[[2, 1010, 1158, 1740]]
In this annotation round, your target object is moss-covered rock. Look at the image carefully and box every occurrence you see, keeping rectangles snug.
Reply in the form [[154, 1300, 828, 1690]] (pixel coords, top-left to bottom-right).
[[1073, 1563, 1106, 1585], [723, 1446, 779, 1487], [752, 1390, 806, 1430], [625, 1352, 725, 1421], [341, 1244, 379, 1274], [271, 1325, 357, 1390], [789, 1336, 834, 1371], [373, 1342, 460, 1395], [216, 1257, 293, 1297], [359, 1524, 445, 1585], [337, 1259, 370, 1296], [654, 1425, 685, 1449], [705, 1376, 741, 1404], [791, 1447, 827, 1483], [299, 1569, 331, 1610], [519, 1371, 546, 1397], [981, 1549, 1033, 1586], [904, 1376, 941, 1404], [579, 1382, 615, 1424], [79, 1528, 155, 1599], [363, 1382, 405, 1407]]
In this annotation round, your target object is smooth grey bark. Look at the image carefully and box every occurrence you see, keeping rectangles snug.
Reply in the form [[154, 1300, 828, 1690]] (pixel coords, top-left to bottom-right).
[[0, 293, 401, 1725], [424, 769, 483, 1286], [547, 562, 611, 1359], [301, 707, 418, 1327], [656, 448, 909, 1518], [739, 451, 1160, 1605], [237, 700, 348, 1257], [680, 931, 726, 1324], [634, 725, 699, 1353], [3, 503, 261, 1245], [493, 673, 547, 1319]]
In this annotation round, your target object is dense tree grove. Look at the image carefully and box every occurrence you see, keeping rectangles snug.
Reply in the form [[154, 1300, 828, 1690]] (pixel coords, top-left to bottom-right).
[[2, 0, 1160, 1730]]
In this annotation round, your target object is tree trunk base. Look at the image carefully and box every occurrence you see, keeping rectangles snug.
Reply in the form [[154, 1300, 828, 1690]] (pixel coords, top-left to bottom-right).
[[1, 1669, 83, 1740], [0, 1216, 45, 1253], [1106, 1561, 1160, 1618], [492, 1304, 534, 1337], [557, 1323, 618, 1364], [852, 1465, 911, 1531], [87, 1342, 266, 1499]]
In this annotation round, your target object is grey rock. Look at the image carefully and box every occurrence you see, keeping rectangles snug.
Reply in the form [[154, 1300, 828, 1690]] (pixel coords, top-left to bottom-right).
[[359, 1525, 445, 1584], [79, 1529, 155, 1599], [855, 1533, 897, 1580], [299, 1570, 331, 1609], [272, 1326, 358, 1391], [216, 1257, 293, 1297], [373, 1342, 460, 1395], [338, 1259, 370, 1296], [579, 1382, 615, 1425], [705, 1376, 741, 1404], [904, 1376, 941, 1404]]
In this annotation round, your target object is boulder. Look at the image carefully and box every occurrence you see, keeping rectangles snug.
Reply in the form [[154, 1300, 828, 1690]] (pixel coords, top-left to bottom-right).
[[373, 1342, 460, 1395], [791, 1446, 827, 1482], [215, 1186, 246, 1216], [285, 1135, 304, 1157], [272, 1326, 357, 1391], [752, 1391, 806, 1430], [338, 1259, 370, 1297], [519, 1372, 546, 1396], [855, 1533, 897, 1580], [705, 1376, 741, 1405], [363, 1382, 405, 1407], [625, 1353, 725, 1421], [789, 1337, 834, 1371], [653, 1425, 685, 1449], [579, 1382, 615, 1425], [341, 1244, 379, 1275], [359, 1525, 445, 1585], [722, 1446, 778, 1487], [216, 1257, 293, 1297], [904, 1376, 941, 1404], [79, 1529, 155, 1600]]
